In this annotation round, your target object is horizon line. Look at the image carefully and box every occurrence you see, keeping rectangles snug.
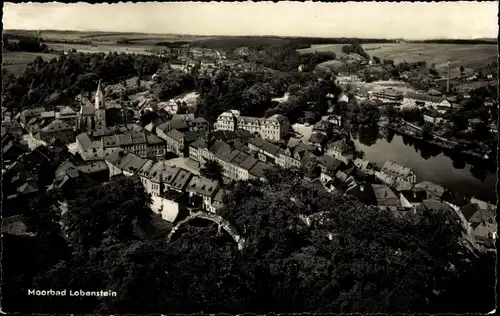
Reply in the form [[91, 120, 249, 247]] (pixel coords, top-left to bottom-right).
[[4, 28, 497, 42]]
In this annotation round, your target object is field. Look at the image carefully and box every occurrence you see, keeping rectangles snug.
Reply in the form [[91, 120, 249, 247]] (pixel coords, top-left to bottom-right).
[[3, 51, 61, 75], [299, 43, 497, 77], [3, 30, 213, 75], [5, 30, 207, 44]]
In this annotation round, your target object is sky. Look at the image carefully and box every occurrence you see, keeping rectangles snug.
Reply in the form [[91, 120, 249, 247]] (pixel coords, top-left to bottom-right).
[[3, 1, 499, 39]]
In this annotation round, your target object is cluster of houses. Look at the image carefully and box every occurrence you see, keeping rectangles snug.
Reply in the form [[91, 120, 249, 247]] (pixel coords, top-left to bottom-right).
[[2, 53, 496, 253]]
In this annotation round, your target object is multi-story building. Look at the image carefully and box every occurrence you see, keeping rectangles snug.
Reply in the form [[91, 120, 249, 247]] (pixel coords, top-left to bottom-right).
[[101, 131, 166, 159], [163, 129, 185, 156], [37, 120, 75, 144], [380, 160, 417, 185], [214, 110, 289, 141], [277, 141, 314, 169], [369, 88, 404, 103], [107, 150, 193, 196], [186, 176, 220, 210], [248, 137, 281, 164], [195, 139, 272, 182]]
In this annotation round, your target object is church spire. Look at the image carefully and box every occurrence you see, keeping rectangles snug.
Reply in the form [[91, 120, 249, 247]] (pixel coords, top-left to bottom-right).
[[95, 79, 104, 110]]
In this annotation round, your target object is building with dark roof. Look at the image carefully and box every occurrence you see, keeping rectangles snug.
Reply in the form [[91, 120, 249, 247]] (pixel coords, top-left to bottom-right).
[[38, 120, 75, 144], [187, 176, 220, 210], [100, 131, 166, 159]]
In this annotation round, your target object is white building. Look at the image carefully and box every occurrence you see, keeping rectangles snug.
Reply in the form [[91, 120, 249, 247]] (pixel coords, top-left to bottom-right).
[[214, 110, 289, 141]]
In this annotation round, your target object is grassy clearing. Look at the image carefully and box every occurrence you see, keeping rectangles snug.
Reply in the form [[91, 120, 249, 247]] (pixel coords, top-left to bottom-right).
[[3, 51, 61, 75], [4, 30, 207, 46], [300, 43, 497, 77], [47, 43, 160, 54]]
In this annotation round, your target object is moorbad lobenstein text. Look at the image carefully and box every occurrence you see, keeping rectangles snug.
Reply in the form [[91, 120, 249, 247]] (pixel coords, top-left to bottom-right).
[[28, 289, 117, 297]]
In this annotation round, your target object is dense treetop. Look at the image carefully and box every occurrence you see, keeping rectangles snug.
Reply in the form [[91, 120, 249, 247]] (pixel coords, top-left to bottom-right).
[[3, 172, 494, 314]]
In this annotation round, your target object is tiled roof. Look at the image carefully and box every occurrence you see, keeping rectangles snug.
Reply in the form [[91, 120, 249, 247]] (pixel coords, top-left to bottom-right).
[[166, 129, 184, 142], [318, 154, 343, 171], [209, 140, 230, 154], [40, 120, 72, 133], [170, 169, 192, 190], [420, 200, 454, 213], [249, 161, 272, 178], [122, 155, 148, 173], [382, 161, 414, 178], [187, 176, 219, 197], [230, 151, 249, 166], [184, 131, 204, 143], [400, 189, 427, 203], [214, 145, 232, 161], [239, 155, 258, 171], [17, 182, 39, 194], [169, 119, 190, 131], [260, 141, 280, 156], [413, 181, 445, 198], [146, 133, 165, 145], [102, 135, 119, 148], [309, 132, 326, 144], [75, 161, 108, 174], [116, 133, 133, 146], [59, 106, 76, 116], [41, 111, 55, 118], [353, 158, 370, 170], [248, 137, 265, 148], [189, 138, 207, 149], [287, 137, 301, 148], [131, 131, 147, 144], [76, 133, 92, 151]]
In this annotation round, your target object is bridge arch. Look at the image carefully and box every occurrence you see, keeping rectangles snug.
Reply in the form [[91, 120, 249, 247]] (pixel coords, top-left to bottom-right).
[[167, 211, 246, 250]]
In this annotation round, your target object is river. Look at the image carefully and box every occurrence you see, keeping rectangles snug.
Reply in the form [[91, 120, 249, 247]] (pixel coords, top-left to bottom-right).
[[351, 128, 497, 203]]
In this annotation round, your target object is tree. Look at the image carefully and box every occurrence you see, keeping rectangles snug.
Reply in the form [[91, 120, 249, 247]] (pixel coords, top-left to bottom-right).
[[459, 65, 465, 76], [421, 122, 433, 139], [63, 176, 153, 253], [373, 56, 381, 64], [451, 113, 468, 131], [200, 160, 224, 182]]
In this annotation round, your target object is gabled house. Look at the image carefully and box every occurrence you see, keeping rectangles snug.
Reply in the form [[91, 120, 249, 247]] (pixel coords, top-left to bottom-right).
[[186, 176, 220, 211], [318, 154, 345, 184], [460, 203, 497, 248], [346, 183, 377, 205], [399, 189, 427, 209], [380, 161, 417, 185], [412, 180, 447, 200], [372, 184, 401, 211]]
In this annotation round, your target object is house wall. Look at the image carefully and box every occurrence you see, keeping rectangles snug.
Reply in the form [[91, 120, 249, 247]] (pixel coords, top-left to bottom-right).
[[423, 115, 444, 124], [40, 130, 75, 144], [105, 161, 123, 177], [150, 196, 179, 223]]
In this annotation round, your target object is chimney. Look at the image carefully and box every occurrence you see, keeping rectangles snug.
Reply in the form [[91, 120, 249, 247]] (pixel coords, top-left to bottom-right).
[[446, 61, 450, 94]]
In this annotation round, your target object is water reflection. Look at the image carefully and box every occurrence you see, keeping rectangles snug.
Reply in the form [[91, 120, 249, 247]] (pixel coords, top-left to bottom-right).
[[350, 127, 496, 202]]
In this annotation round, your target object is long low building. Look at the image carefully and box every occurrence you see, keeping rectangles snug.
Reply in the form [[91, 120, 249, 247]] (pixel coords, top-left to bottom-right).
[[191, 139, 274, 182]]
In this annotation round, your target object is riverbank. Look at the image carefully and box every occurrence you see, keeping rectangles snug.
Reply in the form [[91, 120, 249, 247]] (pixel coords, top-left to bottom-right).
[[351, 132, 496, 203]]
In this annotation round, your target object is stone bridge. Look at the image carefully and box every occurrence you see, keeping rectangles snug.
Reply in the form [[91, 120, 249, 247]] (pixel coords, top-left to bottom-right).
[[166, 211, 246, 251]]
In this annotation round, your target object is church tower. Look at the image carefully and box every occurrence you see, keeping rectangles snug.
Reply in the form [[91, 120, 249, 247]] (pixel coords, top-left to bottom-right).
[[94, 80, 107, 130], [95, 80, 105, 110]]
